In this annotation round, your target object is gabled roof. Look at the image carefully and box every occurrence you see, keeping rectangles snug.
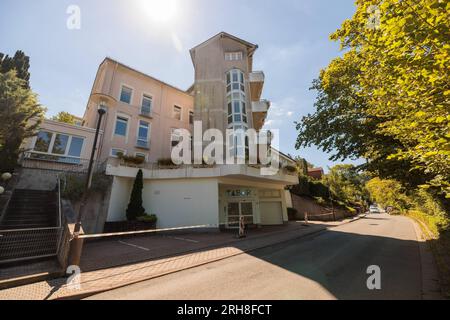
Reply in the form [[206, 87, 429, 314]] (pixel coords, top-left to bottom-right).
[[102, 57, 193, 96], [189, 32, 258, 63]]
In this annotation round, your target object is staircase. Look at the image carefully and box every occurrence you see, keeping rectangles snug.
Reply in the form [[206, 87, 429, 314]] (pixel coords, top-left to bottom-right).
[[0, 189, 59, 230], [0, 189, 61, 264]]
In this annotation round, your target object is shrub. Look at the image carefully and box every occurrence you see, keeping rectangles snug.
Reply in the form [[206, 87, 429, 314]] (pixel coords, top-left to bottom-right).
[[62, 172, 111, 201], [158, 158, 177, 167], [126, 169, 146, 221], [309, 181, 330, 199], [136, 214, 157, 224], [283, 165, 297, 174], [119, 154, 145, 165], [287, 208, 298, 220]]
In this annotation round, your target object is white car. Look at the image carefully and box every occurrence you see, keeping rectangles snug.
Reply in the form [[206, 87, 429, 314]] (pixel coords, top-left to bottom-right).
[[369, 205, 380, 214]]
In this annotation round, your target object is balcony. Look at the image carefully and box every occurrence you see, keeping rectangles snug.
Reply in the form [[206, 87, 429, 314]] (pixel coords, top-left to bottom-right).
[[249, 71, 265, 101], [105, 160, 299, 186], [252, 100, 270, 131]]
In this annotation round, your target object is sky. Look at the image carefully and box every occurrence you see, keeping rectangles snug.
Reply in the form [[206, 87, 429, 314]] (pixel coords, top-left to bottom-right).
[[0, 0, 364, 170]]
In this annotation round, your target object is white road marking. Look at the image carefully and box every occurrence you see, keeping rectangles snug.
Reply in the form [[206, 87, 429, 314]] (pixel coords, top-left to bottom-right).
[[118, 241, 150, 251], [166, 236, 200, 243]]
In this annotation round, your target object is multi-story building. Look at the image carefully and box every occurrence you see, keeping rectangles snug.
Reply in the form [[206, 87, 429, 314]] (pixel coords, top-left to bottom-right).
[[23, 32, 299, 232]]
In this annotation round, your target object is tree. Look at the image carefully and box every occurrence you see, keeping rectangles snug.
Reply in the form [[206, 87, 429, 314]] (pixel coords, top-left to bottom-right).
[[322, 164, 370, 205], [297, 0, 449, 196], [126, 169, 146, 221], [52, 111, 77, 125], [366, 178, 410, 211], [0, 51, 31, 88], [0, 71, 45, 171]]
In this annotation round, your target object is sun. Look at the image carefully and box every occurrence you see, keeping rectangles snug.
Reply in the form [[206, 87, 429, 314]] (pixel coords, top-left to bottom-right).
[[140, 0, 178, 24]]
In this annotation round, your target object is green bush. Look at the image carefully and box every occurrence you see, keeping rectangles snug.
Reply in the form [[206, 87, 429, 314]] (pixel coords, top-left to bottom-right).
[[158, 158, 177, 166], [62, 173, 111, 201], [126, 169, 146, 221], [309, 181, 330, 199], [136, 214, 157, 224]]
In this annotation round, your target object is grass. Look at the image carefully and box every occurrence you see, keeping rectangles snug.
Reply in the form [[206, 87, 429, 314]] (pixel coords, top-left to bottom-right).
[[404, 209, 450, 299]]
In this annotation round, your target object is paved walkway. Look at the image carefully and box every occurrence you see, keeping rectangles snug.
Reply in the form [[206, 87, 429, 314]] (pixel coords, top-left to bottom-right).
[[0, 216, 364, 300]]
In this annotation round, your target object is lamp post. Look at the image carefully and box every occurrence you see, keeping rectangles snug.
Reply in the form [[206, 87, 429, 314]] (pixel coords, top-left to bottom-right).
[[69, 105, 106, 266]]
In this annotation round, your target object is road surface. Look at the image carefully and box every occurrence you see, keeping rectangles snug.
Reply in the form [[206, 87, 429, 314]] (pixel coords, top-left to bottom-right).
[[88, 214, 437, 300]]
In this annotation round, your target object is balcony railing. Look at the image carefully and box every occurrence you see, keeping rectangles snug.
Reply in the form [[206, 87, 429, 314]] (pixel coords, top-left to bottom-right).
[[20, 152, 107, 174]]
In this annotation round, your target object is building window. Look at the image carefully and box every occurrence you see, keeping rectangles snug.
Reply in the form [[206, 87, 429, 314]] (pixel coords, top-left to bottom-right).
[[111, 148, 126, 157], [189, 111, 194, 125], [173, 105, 182, 120], [137, 121, 150, 148], [225, 52, 243, 61], [31, 131, 85, 163], [226, 69, 247, 128], [68, 137, 84, 157], [141, 95, 152, 116], [34, 131, 53, 153], [51, 134, 70, 155], [120, 85, 133, 104], [114, 116, 128, 137]]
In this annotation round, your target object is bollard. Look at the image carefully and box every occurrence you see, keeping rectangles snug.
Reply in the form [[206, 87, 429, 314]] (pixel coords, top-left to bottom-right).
[[304, 212, 309, 225]]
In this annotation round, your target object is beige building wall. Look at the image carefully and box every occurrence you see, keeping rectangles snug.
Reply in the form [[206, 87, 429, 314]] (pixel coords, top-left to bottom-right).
[[83, 58, 194, 163], [190, 35, 257, 134]]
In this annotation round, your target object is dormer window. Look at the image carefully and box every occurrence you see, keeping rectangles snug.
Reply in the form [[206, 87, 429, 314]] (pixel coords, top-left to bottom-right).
[[225, 52, 243, 61]]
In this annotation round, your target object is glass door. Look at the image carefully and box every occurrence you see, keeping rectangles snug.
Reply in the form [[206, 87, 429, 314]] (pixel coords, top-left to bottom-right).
[[227, 201, 254, 228]]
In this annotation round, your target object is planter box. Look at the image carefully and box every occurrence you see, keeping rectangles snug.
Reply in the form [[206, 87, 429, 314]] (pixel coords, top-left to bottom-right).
[[103, 221, 156, 233]]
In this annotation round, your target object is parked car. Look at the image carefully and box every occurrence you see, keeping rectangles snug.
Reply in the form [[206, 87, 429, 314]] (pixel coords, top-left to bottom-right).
[[369, 205, 380, 214]]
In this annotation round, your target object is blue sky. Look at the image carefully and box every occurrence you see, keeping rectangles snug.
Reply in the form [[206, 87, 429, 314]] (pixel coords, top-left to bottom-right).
[[0, 0, 363, 170]]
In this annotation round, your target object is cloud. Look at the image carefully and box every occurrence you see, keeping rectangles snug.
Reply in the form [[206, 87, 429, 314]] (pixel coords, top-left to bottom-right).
[[263, 97, 297, 130]]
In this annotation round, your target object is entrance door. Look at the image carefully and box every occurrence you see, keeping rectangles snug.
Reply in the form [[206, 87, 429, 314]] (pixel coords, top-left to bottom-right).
[[227, 201, 254, 228]]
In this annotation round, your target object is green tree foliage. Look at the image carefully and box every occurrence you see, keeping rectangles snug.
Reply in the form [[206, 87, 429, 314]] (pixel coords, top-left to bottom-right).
[[52, 111, 78, 125], [323, 164, 370, 205], [297, 0, 450, 196], [0, 51, 31, 88], [126, 169, 146, 221], [366, 177, 410, 210], [0, 71, 45, 171]]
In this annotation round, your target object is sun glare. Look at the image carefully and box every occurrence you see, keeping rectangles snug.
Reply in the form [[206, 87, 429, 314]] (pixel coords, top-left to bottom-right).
[[140, 0, 178, 24]]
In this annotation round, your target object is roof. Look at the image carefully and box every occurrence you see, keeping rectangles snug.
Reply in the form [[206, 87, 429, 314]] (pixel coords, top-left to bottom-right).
[[189, 32, 258, 63], [308, 168, 324, 173], [102, 57, 193, 97]]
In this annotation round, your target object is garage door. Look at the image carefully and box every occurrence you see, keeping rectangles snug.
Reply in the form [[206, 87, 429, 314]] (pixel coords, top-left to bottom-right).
[[260, 202, 283, 225]]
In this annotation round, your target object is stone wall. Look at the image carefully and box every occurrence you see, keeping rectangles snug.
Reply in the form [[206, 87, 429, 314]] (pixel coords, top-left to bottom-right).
[[290, 193, 354, 221]]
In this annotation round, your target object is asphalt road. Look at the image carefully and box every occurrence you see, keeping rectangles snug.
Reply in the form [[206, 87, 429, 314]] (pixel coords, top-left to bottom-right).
[[88, 214, 434, 300]]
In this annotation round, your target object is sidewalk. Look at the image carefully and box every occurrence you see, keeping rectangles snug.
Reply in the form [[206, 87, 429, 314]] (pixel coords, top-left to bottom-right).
[[0, 215, 365, 300]]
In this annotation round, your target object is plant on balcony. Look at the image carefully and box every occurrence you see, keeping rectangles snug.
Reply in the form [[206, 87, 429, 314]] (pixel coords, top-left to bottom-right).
[[283, 165, 298, 174], [117, 152, 145, 166], [157, 158, 180, 168], [126, 169, 146, 221]]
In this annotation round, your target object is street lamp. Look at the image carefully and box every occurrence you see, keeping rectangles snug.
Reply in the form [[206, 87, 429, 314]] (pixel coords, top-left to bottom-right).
[[69, 105, 106, 266]]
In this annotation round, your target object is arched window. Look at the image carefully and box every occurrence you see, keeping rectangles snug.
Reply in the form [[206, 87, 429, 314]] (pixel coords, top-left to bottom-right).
[[226, 69, 247, 128]]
